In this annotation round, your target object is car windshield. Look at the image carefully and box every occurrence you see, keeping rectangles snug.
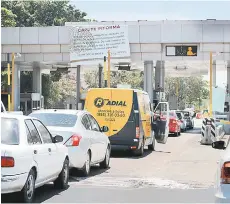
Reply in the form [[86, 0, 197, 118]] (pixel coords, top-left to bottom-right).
[[30, 113, 77, 127], [183, 112, 190, 117], [1, 118, 19, 145]]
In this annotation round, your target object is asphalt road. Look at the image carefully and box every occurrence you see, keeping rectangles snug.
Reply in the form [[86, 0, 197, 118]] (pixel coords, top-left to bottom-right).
[[2, 119, 225, 203]]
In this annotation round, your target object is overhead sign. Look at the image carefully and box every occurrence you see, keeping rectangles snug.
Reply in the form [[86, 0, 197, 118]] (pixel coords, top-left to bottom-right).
[[166, 45, 198, 56], [69, 25, 130, 66]]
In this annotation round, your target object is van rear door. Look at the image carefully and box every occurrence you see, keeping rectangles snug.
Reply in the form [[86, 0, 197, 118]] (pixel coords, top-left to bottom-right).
[[153, 102, 169, 144], [84, 89, 112, 136], [110, 89, 133, 137]]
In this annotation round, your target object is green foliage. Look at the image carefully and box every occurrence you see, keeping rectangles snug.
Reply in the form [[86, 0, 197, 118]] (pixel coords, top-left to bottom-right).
[[1, 1, 88, 27], [84, 70, 144, 89], [164, 76, 209, 108], [1, 7, 16, 27], [84, 71, 209, 107]]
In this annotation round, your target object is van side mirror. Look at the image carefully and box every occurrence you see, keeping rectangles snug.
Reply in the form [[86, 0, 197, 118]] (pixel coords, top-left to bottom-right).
[[212, 141, 226, 150], [101, 126, 109, 132]]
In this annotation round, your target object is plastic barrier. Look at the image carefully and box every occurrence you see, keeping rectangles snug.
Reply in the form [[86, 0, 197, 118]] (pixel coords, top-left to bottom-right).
[[201, 117, 225, 145]]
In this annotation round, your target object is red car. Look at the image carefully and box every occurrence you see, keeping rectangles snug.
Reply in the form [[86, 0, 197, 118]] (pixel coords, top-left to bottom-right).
[[169, 111, 181, 136]]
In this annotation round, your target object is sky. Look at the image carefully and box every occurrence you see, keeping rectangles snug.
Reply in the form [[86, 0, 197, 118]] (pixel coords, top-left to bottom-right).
[[71, 1, 230, 21], [70, 1, 230, 87]]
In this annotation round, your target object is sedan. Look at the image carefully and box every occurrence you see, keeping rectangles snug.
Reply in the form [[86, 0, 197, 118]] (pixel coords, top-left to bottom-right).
[[212, 138, 230, 203], [169, 111, 181, 136], [29, 109, 111, 177], [1, 114, 69, 203]]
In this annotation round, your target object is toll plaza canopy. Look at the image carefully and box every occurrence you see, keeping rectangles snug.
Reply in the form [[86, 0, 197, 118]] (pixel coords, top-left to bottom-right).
[[1, 20, 230, 77]]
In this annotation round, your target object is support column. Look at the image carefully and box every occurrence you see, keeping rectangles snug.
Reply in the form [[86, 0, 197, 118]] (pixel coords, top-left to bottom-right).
[[155, 61, 165, 102], [213, 60, 216, 87], [32, 62, 42, 94], [13, 64, 20, 111], [76, 65, 81, 110], [144, 61, 153, 103], [226, 61, 230, 120]]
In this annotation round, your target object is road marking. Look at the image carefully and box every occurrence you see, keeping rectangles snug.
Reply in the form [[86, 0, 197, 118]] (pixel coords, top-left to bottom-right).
[[69, 176, 207, 189]]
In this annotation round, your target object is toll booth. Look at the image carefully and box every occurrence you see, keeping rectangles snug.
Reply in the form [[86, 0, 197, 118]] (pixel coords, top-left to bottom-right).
[[20, 93, 44, 115]]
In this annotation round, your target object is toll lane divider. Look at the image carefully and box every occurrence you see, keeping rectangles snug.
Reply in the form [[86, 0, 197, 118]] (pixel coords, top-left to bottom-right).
[[201, 117, 225, 145]]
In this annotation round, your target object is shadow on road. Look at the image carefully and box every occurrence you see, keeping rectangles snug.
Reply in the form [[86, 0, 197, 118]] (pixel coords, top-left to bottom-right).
[[69, 165, 111, 183], [184, 127, 201, 135], [1, 184, 70, 203], [111, 149, 152, 159]]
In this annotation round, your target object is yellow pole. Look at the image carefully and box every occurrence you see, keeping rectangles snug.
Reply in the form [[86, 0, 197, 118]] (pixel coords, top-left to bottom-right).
[[7, 62, 11, 111], [12, 53, 15, 111], [209, 52, 213, 117], [103, 56, 107, 87], [107, 50, 111, 88]]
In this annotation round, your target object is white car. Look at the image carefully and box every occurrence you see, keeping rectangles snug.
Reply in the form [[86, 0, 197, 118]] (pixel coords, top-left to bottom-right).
[[29, 109, 111, 176], [212, 138, 230, 203], [1, 114, 69, 203]]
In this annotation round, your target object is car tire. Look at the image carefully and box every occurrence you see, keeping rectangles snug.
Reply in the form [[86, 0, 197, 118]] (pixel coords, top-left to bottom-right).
[[134, 139, 144, 156], [148, 133, 155, 151], [54, 158, 69, 189], [20, 169, 36, 203], [81, 151, 91, 176], [100, 145, 111, 169]]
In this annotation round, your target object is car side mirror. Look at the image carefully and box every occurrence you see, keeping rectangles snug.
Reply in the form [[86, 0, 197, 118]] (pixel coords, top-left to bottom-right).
[[212, 141, 226, 150], [101, 126, 109, 132], [53, 135, 63, 143]]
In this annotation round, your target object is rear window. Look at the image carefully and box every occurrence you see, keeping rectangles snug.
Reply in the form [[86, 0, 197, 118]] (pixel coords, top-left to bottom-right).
[[1, 118, 19, 145], [30, 113, 77, 127]]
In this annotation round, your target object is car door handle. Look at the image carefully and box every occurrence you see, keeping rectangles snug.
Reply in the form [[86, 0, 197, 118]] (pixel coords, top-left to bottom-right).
[[34, 150, 37, 154], [48, 148, 51, 152], [113, 130, 117, 131]]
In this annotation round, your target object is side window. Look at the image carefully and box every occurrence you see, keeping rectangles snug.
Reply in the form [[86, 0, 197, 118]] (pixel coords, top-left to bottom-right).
[[25, 119, 42, 144], [81, 115, 91, 130], [88, 115, 100, 132], [33, 120, 53, 144]]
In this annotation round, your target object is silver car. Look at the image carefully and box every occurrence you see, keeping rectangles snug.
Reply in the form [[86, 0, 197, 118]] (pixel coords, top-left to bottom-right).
[[176, 111, 187, 132]]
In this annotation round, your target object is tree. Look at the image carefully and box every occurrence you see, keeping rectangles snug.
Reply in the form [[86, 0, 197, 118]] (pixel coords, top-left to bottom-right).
[[164, 76, 209, 109], [1, 7, 16, 27], [1, 1, 88, 27], [83, 70, 144, 89]]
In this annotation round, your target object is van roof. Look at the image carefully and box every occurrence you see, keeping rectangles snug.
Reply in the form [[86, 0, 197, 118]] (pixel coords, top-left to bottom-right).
[[87, 88, 148, 94]]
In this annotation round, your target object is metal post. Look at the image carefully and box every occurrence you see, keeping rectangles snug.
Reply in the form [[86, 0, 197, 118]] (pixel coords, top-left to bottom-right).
[[11, 53, 15, 111], [176, 78, 179, 109], [107, 50, 111, 88], [144, 61, 153, 103], [98, 64, 102, 88], [7, 53, 11, 111], [104, 56, 107, 87], [76, 65, 81, 109], [209, 52, 213, 117]]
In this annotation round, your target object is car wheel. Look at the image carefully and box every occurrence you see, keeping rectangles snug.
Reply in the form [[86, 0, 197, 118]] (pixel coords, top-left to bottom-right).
[[134, 139, 144, 156], [20, 169, 36, 203], [54, 158, 69, 189], [81, 151, 91, 176], [100, 145, 111, 169], [148, 133, 155, 151]]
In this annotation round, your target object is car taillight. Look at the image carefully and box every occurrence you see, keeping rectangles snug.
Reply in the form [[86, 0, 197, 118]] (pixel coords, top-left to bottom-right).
[[1, 157, 14, 167], [136, 127, 140, 138], [65, 134, 82, 146], [221, 162, 230, 184]]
